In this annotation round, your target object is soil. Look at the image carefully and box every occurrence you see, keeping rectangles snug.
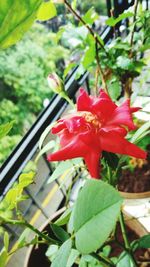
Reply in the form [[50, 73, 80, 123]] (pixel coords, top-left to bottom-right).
[[110, 223, 150, 266], [118, 146, 150, 193]]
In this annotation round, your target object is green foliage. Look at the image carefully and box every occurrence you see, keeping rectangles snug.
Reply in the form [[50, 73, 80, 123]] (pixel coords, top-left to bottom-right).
[[51, 239, 72, 267], [137, 234, 150, 248], [73, 180, 123, 254], [0, 121, 14, 140], [78, 0, 107, 15], [106, 12, 133, 27], [0, 0, 42, 49], [0, 171, 35, 214], [37, 1, 57, 21], [0, 135, 22, 165], [0, 23, 69, 164]]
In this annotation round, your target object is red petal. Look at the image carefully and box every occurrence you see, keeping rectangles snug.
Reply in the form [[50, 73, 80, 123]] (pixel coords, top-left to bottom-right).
[[47, 137, 87, 161], [100, 132, 147, 159], [84, 152, 101, 179], [106, 99, 136, 130], [77, 88, 92, 111]]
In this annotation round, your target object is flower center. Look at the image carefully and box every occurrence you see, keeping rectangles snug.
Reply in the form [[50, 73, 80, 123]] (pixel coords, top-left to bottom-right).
[[83, 112, 101, 129]]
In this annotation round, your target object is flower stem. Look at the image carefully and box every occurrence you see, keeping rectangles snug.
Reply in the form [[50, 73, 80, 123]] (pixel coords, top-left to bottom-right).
[[91, 252, 115, 267], [60, 91, 75, 108], [119, 212, 138, 267], [3, 218, 60, 245]]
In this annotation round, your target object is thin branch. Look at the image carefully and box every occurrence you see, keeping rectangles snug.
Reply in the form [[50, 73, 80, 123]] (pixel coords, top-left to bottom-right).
[[95, 41, 108, 94], [64, 0, 105, 51], [119, 212, 138, 267], [130, 0, 139, 55], [91, 252, 115, 267]]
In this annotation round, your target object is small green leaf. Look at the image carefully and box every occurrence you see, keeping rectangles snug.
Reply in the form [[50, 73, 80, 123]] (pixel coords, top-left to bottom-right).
[[67, 249, 80, 267], [106, 12, 133, 27], [107, 77, 121, 101], [0, 121, 14, 140], [51, 239, 72, 267], [138, 234, 150, 248], [36, 140, 55, 162], [117, 251, 133, 267], [19, 171, 35, 188], [39, 122, 56, 149], [82, 44, 95, 68], [55, 207, 72, 226], [79, 7, 99, 26], [50, 223, 70, 242], [0, 248, 8, 267], [47, 161, 74, 184], [46, 245, 59, 261], [131, 121, 150, 143], [37, 1, 57, 21], [74, 180, 123, 254], [4, 232, 9, 252], [16, 229, 31, 248]]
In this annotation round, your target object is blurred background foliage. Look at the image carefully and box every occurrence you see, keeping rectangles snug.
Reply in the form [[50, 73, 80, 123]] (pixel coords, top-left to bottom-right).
[[0, 23, 69, 165]]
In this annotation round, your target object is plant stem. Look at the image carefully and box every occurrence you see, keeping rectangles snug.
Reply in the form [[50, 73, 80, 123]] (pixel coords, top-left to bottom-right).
[[91, 252, 115, 267], [95, 41, 108, 94], [64, 0, 109, 94], [119, 212, 138, 267], [3, 218, 60, 245], [60, 91, 75, 108], [130, 0, 139, 56]]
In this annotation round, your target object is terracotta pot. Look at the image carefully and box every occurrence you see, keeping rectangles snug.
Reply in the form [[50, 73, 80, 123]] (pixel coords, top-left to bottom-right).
[[119, 190, 150, 199], [24, 209, 148, 267], [24, 208, 67, 267]]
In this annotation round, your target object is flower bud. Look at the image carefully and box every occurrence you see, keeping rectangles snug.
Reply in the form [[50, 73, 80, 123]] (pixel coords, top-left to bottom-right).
[[47, 73, 64, 94]]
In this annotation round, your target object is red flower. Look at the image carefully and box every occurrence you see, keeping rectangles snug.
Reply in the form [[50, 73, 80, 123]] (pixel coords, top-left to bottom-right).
[[47, 89, 147, 179]]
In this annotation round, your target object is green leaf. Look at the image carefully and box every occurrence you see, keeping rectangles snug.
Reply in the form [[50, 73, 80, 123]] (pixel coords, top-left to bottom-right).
[[79, 7, 99, 26], [67, 249, 80, 267], [138, 234, 150, 248], [16, 229, 31, 248], [131, 121, 150, 143], [107, 77, 121, 101], [36, 140, 56, 162], [55, 207, 72, 226], [46, 245, 59, 261], [106, 12, 133, 27], [74, 180, 123, 254], [37, 1, 57, 21], [82, 44, 95, 69], [0, 248, 8, 267], [0, 121, 14, 140], [4, 232, 9, 252], [63, 62, 77, 78], [116, 56, 133, 71], [50, 223, 70, 242], [0, 0, 42, 49], [51, 239, 72, 267], [47, 161, 74, 184], [19, 171, 35, 188], [117, 252, 133, 267]]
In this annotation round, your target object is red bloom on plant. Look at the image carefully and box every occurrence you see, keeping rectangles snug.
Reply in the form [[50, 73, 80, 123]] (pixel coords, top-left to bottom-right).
[[47, 89, 147, 179]]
